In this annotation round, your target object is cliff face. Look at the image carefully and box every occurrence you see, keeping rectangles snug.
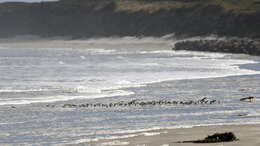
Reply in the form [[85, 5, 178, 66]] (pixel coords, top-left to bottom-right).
[[0, 0, 260, 38]]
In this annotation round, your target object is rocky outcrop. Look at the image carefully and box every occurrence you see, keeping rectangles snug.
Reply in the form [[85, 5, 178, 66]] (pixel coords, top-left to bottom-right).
[[173, 39, 260, 56]]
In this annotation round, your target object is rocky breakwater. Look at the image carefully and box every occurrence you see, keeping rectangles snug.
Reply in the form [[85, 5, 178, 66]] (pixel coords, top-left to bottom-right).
[[173, 39, 260, 56]]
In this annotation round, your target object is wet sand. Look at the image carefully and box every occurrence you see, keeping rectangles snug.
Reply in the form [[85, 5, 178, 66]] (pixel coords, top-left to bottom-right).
[[82, 124, 260, 146]]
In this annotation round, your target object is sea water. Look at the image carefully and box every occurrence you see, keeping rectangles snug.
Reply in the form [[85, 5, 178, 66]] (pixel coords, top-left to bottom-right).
[[0, 41, 260, 145]]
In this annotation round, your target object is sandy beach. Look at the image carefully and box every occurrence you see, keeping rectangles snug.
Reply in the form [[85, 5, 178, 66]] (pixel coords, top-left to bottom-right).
[[82, 124, 260, 146]]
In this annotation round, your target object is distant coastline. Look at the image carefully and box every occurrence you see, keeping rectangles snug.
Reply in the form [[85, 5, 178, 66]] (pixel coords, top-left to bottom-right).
[[0, 0, 260, 39]]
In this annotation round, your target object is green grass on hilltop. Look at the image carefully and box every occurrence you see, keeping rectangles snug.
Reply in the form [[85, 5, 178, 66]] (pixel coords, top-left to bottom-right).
[[113, 0, 195, 12], [0, 0, 259, 14], [212, 0, 260, 13], [113, 0, 260, 13]]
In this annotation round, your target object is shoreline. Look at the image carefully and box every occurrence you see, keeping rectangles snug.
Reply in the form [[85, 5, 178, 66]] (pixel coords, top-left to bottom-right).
[[80, 123, 260, 146]]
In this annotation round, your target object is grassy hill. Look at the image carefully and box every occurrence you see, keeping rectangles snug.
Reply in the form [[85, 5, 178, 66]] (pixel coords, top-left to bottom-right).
[[114, 0, 260, 13], [0, 0, 260, 38]]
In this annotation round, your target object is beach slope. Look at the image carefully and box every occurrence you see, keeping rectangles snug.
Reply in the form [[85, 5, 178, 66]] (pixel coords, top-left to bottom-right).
[[83, 124, 260, 146]]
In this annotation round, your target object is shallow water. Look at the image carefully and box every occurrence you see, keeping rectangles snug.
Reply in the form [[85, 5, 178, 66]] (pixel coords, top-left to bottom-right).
[[0, 45, 260, 145], [0, 47, 259, 105]]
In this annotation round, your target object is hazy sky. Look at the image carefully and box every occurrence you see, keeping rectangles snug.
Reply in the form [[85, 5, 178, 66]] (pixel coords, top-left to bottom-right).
[[0, 0, 57, 2]]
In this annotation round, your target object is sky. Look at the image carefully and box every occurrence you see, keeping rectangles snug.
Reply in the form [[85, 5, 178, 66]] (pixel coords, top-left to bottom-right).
[[0, 0, 57, 2]]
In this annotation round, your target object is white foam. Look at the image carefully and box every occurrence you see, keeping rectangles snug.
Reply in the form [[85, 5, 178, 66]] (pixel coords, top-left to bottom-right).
[[116, 80, 132, 85], [84, 57, 259, 93], [0, 121, 27, 125], [100, 141, 129, 146], [0, 122, 8, 125], [0, 90, 134, 105], [1, 45, 260, 106], [74, 86, 102, 93], [80, 56, 86, 59], [104, 134, 138, 140], [171, 50, 228, 58], [69, 134, 138, 145], [142, 132, 161, 136], [139, 50, 173, 54], [72, 138, 99, 144], [85, 48, 116, 54], [0, 88, 53, 93], [58, 61, 65, 65], [137, 49, 227, 59], [77, 35, 175, 45], [88, 51, 260, 97]]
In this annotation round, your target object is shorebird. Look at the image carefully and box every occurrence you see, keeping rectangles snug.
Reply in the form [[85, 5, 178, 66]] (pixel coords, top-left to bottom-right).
[[240, 96, 256, 102]]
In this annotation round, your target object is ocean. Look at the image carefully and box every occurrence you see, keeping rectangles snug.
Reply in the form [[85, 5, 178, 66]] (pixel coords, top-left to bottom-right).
[[0, 39, 260, 145]]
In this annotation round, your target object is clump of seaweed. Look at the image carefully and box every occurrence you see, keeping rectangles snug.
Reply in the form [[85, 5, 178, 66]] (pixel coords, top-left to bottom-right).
[[180, 132, 238, 143]]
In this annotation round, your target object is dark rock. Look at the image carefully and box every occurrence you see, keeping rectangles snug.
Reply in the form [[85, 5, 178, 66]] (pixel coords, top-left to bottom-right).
[[180, 132, 238, 143], [237, 113, 248, 116], [173, 39, 260, 56]]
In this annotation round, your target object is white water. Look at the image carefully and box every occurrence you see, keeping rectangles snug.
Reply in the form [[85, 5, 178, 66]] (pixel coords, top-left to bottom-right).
[[1, 39, 260, 145], [0, 46, 259, 105]]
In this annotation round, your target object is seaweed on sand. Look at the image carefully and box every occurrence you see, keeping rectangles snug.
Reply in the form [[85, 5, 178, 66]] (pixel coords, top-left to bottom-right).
[[179, 132, 239, 143]]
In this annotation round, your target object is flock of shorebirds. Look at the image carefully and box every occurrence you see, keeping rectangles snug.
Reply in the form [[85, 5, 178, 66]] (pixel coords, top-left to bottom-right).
[[58, 97, 220, 108], [44, 96, 257, 109]]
